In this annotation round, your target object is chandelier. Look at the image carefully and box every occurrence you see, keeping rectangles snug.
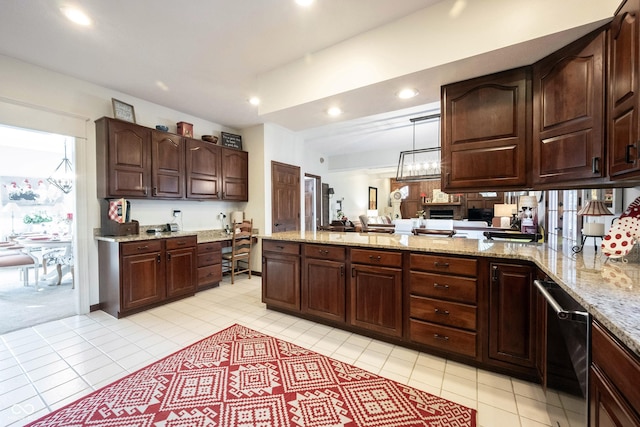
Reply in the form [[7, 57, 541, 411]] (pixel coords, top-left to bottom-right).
[[396, 114, 441, 182], [47, 139, 73, 194]]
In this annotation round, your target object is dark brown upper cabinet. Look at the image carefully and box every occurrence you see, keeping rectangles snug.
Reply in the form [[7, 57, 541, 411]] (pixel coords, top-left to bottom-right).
[[441, 67, 531, 192], [532, 28, 606, 187], [608, 0, 640, 180], [96, 117, 248, 201]]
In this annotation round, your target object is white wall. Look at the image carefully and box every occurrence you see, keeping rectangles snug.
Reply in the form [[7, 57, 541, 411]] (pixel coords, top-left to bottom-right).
[[0, 54, 242, 310], [325, 170, 391, 222]]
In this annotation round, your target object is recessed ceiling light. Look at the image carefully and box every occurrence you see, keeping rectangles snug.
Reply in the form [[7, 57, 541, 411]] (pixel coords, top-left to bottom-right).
[[249, 97, 260, 106], [398, 88, 419, 99], [61, 7, 92, 26], [295, 0, 314, 6], [327, 107, 342, 117]]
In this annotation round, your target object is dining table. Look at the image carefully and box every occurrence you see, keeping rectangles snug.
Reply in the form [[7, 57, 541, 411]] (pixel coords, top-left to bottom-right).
[[15, 235, 73, 287]]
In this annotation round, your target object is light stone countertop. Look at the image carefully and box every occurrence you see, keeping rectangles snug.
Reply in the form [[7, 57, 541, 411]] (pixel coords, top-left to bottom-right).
[[262, 230, 640, 357], [94, 228, 233, 244]]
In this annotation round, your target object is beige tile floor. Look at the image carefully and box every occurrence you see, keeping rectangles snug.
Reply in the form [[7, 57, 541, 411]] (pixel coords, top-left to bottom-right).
[[0, 276, 585, 426]]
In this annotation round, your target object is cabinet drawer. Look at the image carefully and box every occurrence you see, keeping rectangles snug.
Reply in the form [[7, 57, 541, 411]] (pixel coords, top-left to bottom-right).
[[198, 264, 222, 286], [592, 321, 640, 413], [351, 248, 402, 268], [410, 253, 477, 276], [304, 244, 345, 261], [410, 296, 476, 330], [120, 240, 163, 256], [198, 241, 221, 253], [166, 236, 197, 250], [197, 252, 220, 267], [409, 319, 477, 358], [410, 271, 477, 303], [263, 240, 300, 255]]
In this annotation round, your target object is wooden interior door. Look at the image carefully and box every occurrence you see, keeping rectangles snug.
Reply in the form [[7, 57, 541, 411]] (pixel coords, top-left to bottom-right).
[[271, 161, 300, 232]]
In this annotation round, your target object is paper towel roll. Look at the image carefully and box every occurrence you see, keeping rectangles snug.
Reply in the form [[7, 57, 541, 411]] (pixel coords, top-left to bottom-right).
[[231, 211, 244, 224]]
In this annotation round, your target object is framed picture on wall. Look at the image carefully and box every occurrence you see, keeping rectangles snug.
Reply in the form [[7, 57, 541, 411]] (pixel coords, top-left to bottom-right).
[[369, 186, 377, 210]]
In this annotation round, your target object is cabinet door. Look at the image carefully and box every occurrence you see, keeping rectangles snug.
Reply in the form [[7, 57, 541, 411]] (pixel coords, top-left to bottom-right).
[[350, 264, 402, 337], [488, 262, 536, 368], [302, 258, 346, 323], [107, 120, 151, 197], [121, 251, 165, 311], [186, 139, 222, 199], [221, 148, 248, 201], [262, 252, 300, 311], [533, 29, 606, 185], [166, 246, 196, 299], [441, 68, 530, 191], [151, 130, 185, 198], [590, 366, 640, 427], [608, 0, 640, 179]]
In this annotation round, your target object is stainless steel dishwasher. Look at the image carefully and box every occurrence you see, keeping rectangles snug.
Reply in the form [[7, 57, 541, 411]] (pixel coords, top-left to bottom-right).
[[534, 279, 590, 423]]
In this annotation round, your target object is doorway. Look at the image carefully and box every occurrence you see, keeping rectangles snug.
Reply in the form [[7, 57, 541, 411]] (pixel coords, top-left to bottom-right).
[[0, 124, 77, 334], [304, 174, 321, 231]]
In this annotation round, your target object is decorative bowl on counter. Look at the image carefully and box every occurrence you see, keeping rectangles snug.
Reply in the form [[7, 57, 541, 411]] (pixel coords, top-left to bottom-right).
[[155, 125, 169, 132]]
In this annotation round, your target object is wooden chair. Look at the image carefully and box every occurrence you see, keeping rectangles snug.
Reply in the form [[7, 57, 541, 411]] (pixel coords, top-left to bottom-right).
[[222, 219, 253, 284]]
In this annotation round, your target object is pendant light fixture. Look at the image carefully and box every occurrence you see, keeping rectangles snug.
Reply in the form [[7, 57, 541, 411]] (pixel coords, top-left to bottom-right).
[[396, 113, 441, 182], [47, 139, 73, 194]]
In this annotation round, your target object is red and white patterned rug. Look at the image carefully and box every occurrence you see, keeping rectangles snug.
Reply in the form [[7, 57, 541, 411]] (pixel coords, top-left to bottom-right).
[[27, 324, 477, 426]]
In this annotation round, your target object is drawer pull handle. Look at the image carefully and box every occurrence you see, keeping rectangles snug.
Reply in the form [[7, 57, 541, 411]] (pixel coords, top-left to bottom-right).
[[137, 245, 149, 250], [433, 334, 449, 341], [434, 308, 450, 316], [176, 241, 186, 246], [368, 255, 382, 261], [434, 262, 450, 268], [276, 245, 285, 250], [319, 249, 329, 255], [433, 283, 449, 289]]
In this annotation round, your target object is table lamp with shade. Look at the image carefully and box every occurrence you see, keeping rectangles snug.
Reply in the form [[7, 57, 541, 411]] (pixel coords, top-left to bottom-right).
[[572, 200, 613, 253], [493, 203, 517, 228]]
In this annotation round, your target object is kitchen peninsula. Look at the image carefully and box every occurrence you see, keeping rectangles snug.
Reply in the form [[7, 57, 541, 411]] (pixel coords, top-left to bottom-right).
[[261, 230, 640, 423]]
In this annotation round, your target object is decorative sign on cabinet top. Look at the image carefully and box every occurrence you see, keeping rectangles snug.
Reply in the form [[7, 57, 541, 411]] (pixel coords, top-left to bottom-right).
[[221, 132, 242, 150]]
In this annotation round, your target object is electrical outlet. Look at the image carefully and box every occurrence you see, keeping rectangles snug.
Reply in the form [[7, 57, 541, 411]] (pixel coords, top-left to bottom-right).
[[172, 210, 181, 217]]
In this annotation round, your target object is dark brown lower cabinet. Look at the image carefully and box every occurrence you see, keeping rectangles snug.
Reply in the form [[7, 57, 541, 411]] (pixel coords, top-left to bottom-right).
[[120, 243, 165, 313], [165, 238, 197, 299], [590, 320, 640, 426], [99, 236, 197, 318], [488, 262, 536, 371], [302, 244, 346, 323], [350, 263, 402, 337], [262, 240, 301, 311], [197, 242, 222, 290]]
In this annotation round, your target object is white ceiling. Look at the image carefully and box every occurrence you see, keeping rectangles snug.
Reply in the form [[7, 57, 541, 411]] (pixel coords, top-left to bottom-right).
[[0, 0, 619, 160]]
